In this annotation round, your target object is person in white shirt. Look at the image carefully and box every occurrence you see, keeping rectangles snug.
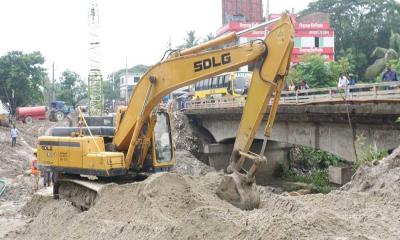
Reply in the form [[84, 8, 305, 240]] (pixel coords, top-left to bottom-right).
[[10, 125, 19, 147], [338, 73, 349, 88]]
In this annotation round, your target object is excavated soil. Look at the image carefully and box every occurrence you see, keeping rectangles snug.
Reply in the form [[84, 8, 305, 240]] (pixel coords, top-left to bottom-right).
[[0, 118, 71, 238], [4, 170, 400, 240], [2, 112, 400, 239], [5, 147, 400, 240]]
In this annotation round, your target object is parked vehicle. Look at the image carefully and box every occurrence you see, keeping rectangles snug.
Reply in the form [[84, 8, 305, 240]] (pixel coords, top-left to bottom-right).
[[49, 101, 74, 122], [16, 106, 47, 124], [0, 101, 10, 126]]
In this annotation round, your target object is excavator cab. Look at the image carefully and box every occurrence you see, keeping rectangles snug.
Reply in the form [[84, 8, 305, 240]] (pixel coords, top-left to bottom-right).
[[114, 107, 175, 172]]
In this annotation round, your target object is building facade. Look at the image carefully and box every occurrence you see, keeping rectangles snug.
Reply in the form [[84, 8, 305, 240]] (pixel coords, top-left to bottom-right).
[[222, 0, 263, 25], [120, 73, 142, 104], [218, 0, 335, 64]]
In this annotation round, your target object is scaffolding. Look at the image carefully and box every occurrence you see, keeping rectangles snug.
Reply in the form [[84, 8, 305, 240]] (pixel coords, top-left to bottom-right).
[[88, 0, 103, 116]]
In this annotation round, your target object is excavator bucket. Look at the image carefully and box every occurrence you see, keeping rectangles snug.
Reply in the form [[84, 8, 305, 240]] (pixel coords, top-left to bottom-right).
[[216, 171, 260, 210], [217, 151, 265, 210]]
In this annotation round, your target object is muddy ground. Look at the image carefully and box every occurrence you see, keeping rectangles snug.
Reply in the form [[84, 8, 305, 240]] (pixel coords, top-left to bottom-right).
[[1, 113, 400, 239], [0, 118, 70, 238]]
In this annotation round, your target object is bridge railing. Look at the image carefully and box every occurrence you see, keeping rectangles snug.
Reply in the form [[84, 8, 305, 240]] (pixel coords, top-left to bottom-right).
[[183, 81, 400, 110]]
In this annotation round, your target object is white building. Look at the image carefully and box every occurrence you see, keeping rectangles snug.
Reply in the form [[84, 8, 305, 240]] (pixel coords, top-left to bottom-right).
[[120, 73, 142, 103]]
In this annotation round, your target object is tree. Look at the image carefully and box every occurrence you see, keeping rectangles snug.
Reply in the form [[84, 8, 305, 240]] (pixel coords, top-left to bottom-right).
[[56, 70, 87, 107], [289, 54, 339, 88], [0, 51, 46, 108], [337, 48, 368, 81], [301, 0, 400, 58], [179, 30, 200, 49], [365, 32, 400, 80], [106, 64, 150, 103], [201, 33, 215, 43]]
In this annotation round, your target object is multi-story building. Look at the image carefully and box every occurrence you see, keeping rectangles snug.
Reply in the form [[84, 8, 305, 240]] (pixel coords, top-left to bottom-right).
[[218, 0, 335, 64], [120, 73, 142, 104], [222, 0, 263, 25]]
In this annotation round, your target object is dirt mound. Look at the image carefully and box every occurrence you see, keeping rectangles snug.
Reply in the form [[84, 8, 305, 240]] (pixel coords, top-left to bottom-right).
[[342, 146, 400, 193], [173, 150, 215, 176], [20, 188, 53, 217], [8, 171, 400, 240]]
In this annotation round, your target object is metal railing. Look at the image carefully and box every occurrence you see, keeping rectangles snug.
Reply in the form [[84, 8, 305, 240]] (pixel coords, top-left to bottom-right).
[[183, 81, 400, 110]]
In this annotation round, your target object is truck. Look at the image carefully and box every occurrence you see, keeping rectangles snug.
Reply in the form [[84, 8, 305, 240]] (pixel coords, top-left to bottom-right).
[[16, 106, 47, 124], [49, 101, 74, 122], [0, 100, 10, 126], [37, 14, 294, 210]]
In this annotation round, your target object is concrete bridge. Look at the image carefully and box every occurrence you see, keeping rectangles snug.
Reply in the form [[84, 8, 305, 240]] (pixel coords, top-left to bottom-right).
[[182, 82, 400, 183]]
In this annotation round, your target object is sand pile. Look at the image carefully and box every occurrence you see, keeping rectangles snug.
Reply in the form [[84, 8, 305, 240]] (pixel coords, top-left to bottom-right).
[[0, 118, 73, 239], [342, 146, 400, 193], [173, 150, 215, 176], [6, 168, 400, 240], [3, 112, 400, 239]]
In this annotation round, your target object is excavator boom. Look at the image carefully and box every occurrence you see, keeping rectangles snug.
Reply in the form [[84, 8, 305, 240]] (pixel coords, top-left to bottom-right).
[[37, 13, 294, 211]]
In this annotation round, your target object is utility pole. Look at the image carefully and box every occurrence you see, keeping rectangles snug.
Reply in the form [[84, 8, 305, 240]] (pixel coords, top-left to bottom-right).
[[88, 0, 104, 116], [125, 57, 128, 106], [52, 62, 55, 103]]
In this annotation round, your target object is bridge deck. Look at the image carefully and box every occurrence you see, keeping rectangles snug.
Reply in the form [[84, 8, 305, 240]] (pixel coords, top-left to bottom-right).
[[183, 81, 400, 110]]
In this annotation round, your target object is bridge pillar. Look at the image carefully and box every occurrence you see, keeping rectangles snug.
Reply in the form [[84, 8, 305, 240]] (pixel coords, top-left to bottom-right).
[[203, 141, 292, 185]]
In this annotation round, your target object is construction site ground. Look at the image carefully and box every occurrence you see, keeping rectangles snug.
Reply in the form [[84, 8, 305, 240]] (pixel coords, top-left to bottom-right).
[[1, 116, 400, 239]]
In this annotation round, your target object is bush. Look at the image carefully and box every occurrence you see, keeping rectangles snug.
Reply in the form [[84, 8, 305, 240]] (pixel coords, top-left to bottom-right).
[[355, 145, 388, 168], [289, 146, 343, 170], [284, 168, 334, 193]]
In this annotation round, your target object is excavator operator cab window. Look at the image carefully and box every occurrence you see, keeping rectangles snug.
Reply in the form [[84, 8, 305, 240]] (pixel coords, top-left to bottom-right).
[[154, 112, 173, 163]]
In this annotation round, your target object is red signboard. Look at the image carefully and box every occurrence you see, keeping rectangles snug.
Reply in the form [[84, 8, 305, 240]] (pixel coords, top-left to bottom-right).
[[295, 30, 334, 37], [292, 47, 334, 54], [296, 22, 331, 30]]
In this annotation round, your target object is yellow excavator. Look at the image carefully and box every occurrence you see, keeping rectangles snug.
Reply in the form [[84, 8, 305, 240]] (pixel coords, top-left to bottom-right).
[[37, 13, 294, 210]]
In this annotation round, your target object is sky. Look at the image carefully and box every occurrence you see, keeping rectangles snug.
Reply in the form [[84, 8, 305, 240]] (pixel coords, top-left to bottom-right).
[[0, 0, 314, 81]]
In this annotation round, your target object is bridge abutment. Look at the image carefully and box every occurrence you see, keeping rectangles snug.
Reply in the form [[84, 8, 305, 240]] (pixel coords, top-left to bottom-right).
[[203, 141, 292, 185]]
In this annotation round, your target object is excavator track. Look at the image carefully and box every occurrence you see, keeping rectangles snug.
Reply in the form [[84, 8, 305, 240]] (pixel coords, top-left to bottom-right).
[[54, 178, 105, 211], [53, 174, 148, 210]]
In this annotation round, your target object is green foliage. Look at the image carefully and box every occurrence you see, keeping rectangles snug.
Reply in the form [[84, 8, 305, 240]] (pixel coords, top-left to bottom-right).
[[129, 64, 149, 74], [285, 169, 334, 193], [178, 30, 200, 49], [289, 54, 340, 87], [355, 145, 388, 168], [201, 33, 215, 43], [0, 51, 46, 108], [365, 31, 400, 80], [301, 0, 400, 57], [56, 70, 87, 107], [337, 48, 368, 81], [290, 146, 343, 170], [355, 134, 389, 168], [105, 64, 150, 102], [103, 79, 119, 107]]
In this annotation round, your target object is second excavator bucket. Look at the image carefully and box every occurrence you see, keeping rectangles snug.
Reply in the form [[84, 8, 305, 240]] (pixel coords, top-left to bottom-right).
[[216, 171, 260, 210]]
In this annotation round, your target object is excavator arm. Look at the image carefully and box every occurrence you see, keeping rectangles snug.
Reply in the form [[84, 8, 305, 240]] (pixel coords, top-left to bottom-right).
[[114, 14, 294, 210]]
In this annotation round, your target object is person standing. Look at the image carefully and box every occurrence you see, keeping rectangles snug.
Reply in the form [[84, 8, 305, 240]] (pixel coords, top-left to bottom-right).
[[43, 169, 52, 187], [10, 125, 19, 147], [382, 63, 398, 82], [297, 80, 310, 90], [348, 73, 356, 92], [338, 73, 349, 88], [31, 150, 40, 191]]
